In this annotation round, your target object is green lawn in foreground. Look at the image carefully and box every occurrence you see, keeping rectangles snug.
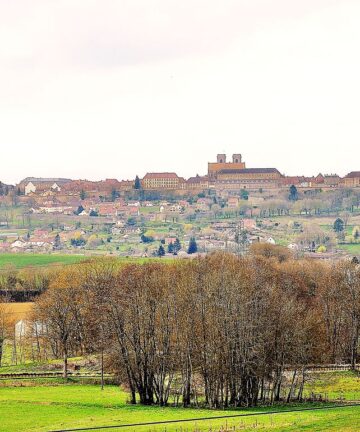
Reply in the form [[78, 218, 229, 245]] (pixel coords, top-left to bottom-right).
[[0, 253, 88, 269], [0, 384, 359, 432]]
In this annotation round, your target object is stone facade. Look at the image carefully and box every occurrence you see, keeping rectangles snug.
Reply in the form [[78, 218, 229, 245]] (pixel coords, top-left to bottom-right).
[[208, 154, 246, 181], [142, 173, 184, 190], [215, 168, 283, 190], [343, 172, 360, 187]]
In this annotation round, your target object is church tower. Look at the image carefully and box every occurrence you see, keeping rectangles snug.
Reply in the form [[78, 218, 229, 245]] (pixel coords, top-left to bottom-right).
[[217, 154, 226, 163], [232, 154, 242, 164]]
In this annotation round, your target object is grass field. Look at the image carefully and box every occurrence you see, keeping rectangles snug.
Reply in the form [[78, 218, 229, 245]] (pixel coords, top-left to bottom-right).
[[0, 302, 33, 323], [338, 244, 360, 254], [0, 383, 359, 432], [0, 253, 88, 269], [0, 253, 174, 269], [306, 371, 360, 401]]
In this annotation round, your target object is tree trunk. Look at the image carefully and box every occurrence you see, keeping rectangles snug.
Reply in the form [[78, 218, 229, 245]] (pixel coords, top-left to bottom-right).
[[63, 347, 68, 379], [287, 370, 297, 403], [0, 340, 3, 367]]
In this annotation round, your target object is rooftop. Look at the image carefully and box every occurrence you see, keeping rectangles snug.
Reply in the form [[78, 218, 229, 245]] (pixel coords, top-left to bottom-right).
[[143, 172, 179, 179], [218, 168, 281, 175]]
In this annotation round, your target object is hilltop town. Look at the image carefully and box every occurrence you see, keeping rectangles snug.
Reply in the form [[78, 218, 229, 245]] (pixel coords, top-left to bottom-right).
[[0, 153, 359, 259]]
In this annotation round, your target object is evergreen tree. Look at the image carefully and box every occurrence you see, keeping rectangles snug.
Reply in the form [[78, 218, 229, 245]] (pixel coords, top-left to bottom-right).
[[187, 237, 198, 254], [141, 233, 154, 243], [167, 242, 174, 254], [157, 244, 165, 257], [54, 233, 61, 250], [352, 226, 360, 241], [240, 189, 249, 200], [333, 218, 344, 233], [173, 238, 181, 254], [111, 189, 119, 202], [289, 185, 299, 201], [134, 175, 141, 190], [75, 205, 85, 215], [80, 189, 86, 200]]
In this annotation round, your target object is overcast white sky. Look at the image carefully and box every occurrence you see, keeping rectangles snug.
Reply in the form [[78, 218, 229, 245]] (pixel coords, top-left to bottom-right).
[[0, 0, 359, 184]]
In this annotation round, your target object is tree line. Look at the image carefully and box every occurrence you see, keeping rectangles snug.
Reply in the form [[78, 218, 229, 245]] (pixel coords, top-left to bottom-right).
[[3, 249, 359, 408]]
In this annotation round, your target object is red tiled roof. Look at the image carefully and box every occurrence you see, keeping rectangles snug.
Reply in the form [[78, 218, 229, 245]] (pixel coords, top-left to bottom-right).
[[345, 172, 360, 178], [187, 175, 208, 183], [143, 173, 179, 179]]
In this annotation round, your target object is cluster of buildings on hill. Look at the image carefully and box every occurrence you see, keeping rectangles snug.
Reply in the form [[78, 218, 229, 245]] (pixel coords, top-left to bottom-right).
[[140, 154, 359, 191], [2, 154, 360, 202]]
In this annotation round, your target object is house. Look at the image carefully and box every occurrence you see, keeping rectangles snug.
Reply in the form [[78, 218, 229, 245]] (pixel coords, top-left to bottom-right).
[[128, 206, 140, 217], [243, 219, 257, 230], [196, 198, 212, 211], [266, 237, 276, 245], [19, 178, 71, 195], [343, 172, 360, 187], [0, 242, 10, 251], [288, 243, 299, 250], [15, 319, 46, 339], [186, 175, 209, 190], [324, 174, 341, 187], [169, 204, 182, 212], [228, 197, 239, 208], [98, 203, 118, 217], [38, 205, 74, 214], [10, 239, 53, 252]]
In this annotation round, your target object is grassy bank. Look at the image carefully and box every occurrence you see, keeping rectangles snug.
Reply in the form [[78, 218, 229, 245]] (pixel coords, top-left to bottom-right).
[[0, 383, 359, 431]]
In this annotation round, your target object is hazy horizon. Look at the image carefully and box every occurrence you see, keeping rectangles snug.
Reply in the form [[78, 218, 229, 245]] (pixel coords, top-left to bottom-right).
[[1, 0, 359, 184]]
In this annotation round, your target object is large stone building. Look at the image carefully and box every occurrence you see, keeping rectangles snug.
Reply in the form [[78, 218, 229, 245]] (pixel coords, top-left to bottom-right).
[[215, 168, 283, 190], [208, 154, 246, 181], [343, 172, 360, 187], [186, 175, 209, 190], [142, 173, 185, 190], [208, 154, 283, 190]]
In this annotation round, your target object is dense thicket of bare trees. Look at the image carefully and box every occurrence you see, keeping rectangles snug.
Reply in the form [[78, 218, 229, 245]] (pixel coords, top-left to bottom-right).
[[28, 253, 360, 407]]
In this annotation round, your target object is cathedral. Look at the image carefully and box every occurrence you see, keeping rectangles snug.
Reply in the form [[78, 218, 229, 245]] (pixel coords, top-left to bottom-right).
[[208, 154, 283, 190]]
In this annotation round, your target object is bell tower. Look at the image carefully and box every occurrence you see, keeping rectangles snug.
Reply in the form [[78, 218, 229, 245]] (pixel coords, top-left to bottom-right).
[[232, 154, 242, 164], [217, 154, 226, 164]]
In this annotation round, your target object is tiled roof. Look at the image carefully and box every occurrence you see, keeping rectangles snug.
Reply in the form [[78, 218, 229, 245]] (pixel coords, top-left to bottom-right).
[[143, 173, 179, 179], [187, 175, 209, 183], [22, 178, 71, 184], [218, 168, 281, 175], [345, 172, 360, 178]]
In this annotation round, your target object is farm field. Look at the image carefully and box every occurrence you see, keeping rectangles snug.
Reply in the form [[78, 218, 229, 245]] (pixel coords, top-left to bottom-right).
[[0, 253, 173, 269], [0, 253, 88, 269], [0, 372, 360, 432], [0, 302, 33, 323], [339, 244, 360, 254]]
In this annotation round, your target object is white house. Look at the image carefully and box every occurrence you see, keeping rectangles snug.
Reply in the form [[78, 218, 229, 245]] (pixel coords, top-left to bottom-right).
[[266, 237, 276, 245], [25, 182, 62, 195], [15, 319, 46, 339]]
